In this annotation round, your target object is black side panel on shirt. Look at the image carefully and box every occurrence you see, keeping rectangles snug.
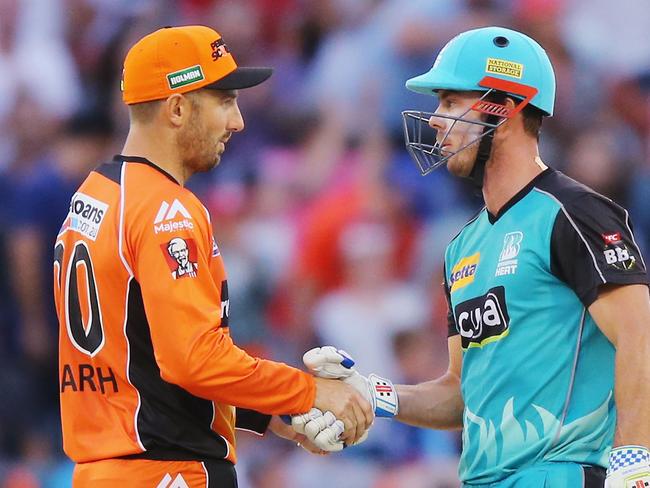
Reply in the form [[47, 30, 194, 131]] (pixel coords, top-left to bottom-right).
[[235, 408, 271, 434], [582, 465, 606, 487], [205, 459, 238, 488], [125, 279, 229, 460], [539, 170, 648, 307], [443, 263, 458, 337]]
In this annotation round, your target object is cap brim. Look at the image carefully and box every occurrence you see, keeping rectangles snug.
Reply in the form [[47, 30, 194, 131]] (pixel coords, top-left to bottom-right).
[[206, 67, 273, 90]]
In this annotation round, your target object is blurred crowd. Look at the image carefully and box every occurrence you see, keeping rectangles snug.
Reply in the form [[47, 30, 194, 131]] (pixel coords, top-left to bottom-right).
[[0, 0, 648, 486]]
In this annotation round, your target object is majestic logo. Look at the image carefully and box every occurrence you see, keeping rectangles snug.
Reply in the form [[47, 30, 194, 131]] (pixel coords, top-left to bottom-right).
[[495, 231, 523, 276], [210, 38, 230, 60], [454, 286, 510, 349], [154, 200, 194, 234], [157, 473, 189, 488], [601, 232, 636, 270], [161, 237, 199, 279], [167, 65, 205, 90], [450, 253, 480, 292], [486, 58, 523, 79], [63, 192, 109, 241]]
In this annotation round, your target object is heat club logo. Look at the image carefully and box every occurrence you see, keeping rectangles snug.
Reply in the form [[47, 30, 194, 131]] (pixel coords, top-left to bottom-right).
[[495, 231, 523, 276]]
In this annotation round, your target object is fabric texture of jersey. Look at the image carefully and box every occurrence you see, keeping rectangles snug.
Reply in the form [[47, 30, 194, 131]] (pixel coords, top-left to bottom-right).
[[444, 168, 648, 484], [54, 155, 315, 465]]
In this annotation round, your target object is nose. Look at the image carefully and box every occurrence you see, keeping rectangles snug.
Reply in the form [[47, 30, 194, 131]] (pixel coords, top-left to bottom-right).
[[428, 110, 447, 132], [228, 101, 245, 132]]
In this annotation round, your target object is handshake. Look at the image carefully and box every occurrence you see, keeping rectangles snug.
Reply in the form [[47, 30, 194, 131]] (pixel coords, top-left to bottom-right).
[[288, 346, 398, 452]]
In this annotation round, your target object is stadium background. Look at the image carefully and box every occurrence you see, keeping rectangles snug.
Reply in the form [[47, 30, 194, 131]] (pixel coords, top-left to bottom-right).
[[0, 0, 648, 486]]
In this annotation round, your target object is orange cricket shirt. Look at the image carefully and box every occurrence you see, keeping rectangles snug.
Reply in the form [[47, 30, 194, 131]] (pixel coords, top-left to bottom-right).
[[54, 155, 315, 464]]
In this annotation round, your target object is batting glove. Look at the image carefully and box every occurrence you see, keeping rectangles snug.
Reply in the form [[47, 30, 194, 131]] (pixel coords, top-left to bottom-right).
[[303, 346, 399, 418], [291, 408, 345, 452], [605, 445, 650, 488]]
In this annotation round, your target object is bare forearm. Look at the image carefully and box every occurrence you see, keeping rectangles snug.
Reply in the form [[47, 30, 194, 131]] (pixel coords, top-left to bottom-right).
[[395, 372, 464, 430], [613, 331, 650, 446]]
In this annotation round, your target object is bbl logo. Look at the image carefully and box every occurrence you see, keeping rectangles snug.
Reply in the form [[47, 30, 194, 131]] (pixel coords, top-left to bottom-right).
[[454, 286, 510, 349], [601, 232, 636, 270]]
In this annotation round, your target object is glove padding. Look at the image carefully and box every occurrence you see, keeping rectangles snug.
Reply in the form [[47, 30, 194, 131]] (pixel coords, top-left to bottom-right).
[[605, 445, 650, 488], [291, 408, 346, 452], [292, 347, 398, 451], [303, 346, 398, 418]]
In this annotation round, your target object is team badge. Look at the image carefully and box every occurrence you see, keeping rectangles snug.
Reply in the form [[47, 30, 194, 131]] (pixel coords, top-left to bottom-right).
[[495, 231, 523, 276], [161, 237, 199, 279]]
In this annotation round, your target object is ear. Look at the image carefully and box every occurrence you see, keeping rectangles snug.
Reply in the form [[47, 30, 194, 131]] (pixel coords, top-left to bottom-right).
[[493, 97, 520, 141], [164, 94, 191, 128]]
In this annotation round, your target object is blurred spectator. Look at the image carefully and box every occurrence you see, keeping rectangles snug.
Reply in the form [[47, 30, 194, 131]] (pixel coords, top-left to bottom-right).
[[2, 111, 113, 471]]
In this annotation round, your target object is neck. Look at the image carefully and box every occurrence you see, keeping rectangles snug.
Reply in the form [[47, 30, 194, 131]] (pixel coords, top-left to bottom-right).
[[482, 139, 546, 216], [121, 125, 187, 185]]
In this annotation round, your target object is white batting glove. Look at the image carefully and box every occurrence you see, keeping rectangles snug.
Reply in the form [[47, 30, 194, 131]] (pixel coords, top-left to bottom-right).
[[303, 346, 399, 418], [291, 408, 345, 452], [605, 445, 650, 487]]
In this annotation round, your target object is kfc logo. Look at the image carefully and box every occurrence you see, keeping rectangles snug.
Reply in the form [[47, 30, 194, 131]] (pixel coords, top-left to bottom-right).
[[162, 237, 199, 279], [602, 232, 622, 245]]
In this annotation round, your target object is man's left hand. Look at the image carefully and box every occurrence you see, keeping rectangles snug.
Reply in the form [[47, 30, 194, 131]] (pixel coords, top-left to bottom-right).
[[268, 415, 328, 455]]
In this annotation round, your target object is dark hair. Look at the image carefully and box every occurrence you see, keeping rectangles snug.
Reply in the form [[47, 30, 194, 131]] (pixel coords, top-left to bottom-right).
[[521, 103, 544, 139]]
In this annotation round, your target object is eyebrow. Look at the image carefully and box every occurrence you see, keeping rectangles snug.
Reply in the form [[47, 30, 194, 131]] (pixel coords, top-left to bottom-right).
[[219, 89, 238, 99]]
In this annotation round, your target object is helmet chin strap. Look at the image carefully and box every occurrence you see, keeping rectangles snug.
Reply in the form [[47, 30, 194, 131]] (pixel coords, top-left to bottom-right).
[[467, 114, 499, 190], [467, 93, 507, 190]]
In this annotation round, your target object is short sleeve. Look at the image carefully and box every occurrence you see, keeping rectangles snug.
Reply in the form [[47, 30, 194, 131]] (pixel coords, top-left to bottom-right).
[[550, 193, 648, 307]]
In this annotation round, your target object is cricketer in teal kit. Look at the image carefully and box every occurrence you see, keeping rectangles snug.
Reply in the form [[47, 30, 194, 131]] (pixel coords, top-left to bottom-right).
[[293, 26, 650, 488], [445, 169, 644, 485]]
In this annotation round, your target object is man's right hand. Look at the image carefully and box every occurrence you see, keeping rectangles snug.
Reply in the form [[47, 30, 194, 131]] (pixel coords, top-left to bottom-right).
[[312, 377, 373, 445]]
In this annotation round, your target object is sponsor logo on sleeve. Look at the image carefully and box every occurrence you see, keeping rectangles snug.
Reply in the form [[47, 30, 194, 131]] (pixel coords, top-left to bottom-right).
[[495, 231, 523, 276], [454, 286, 510, 349], [153, 199, 194, 234], [450, 252, 480, 292], [64, 192, 109, 241], [602, 231, 636, 270], [161, 237, 199, 279]]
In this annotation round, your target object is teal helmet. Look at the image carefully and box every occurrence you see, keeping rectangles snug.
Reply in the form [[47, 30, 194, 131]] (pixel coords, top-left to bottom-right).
[[402, 27, 555, 179], [407, 26, 555, 115]]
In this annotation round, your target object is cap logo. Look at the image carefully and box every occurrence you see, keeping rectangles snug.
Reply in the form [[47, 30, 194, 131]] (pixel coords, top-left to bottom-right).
[[167, 65, 205, 90], [486, 58, 523, 79], [210, 39, 230, 61]]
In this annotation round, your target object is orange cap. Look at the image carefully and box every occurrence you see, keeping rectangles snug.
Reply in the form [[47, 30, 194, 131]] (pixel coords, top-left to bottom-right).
[[122, 25, 273, 105]]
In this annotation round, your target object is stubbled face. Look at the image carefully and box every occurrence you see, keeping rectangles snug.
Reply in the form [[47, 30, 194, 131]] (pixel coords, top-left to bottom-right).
[[176, 89, 244, 174], [428, 90, 486, 177]]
